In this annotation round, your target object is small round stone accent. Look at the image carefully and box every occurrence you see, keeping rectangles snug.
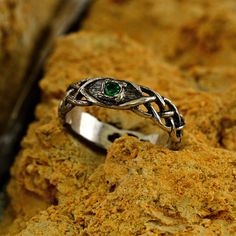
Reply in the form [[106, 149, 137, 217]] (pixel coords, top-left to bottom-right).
[[104, 81, 121, 97]]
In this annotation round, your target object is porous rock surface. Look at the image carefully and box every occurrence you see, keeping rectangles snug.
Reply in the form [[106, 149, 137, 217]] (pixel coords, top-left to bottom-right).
[[0, 32, 235, 235], [83, 0, 236, 68], [0, 0, 61, 129]]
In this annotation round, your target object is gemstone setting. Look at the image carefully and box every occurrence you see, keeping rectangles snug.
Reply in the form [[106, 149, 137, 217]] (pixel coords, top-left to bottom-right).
[[104, 81, 121, 97]]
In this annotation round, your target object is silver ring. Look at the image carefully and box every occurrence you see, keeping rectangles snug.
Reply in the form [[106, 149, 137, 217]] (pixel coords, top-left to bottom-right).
[[58, 77, 185, 150]]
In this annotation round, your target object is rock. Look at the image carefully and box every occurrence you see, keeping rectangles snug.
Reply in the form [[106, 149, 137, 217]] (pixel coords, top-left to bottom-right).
[[83, 0, 236, 68], [1, 32, 235, 235], [0, 0, 61, 129]]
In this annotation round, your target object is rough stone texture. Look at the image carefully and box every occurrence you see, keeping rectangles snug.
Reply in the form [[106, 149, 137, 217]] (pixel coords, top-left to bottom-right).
[[0, 0, 61, 130], [83, 0, 236, 68], [0, 32, 235, 235]]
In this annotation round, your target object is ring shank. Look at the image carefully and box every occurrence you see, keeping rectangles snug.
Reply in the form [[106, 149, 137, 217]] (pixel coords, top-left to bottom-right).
[[65, 107, 171, 149]]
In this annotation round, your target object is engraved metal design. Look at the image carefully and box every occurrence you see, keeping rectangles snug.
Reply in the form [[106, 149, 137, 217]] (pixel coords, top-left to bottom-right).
[[59, 77, 185, 149]]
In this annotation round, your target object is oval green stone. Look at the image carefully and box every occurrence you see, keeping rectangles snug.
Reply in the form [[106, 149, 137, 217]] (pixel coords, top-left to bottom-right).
[[104, 81, 121, 97]]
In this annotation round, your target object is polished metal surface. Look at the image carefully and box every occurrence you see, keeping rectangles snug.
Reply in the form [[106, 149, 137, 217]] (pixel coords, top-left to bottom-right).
[[59, 77, 185, 149]]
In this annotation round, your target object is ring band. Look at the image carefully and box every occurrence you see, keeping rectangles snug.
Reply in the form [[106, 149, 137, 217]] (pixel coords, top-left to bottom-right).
[[58, 77, 185, 150]]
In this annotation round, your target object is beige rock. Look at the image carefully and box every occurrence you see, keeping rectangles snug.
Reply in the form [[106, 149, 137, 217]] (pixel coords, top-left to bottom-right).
[[187, 66, 236, 151], [0, 0, 61, 130], [1, 32, 235, 235], [83, 0, 236, 68]]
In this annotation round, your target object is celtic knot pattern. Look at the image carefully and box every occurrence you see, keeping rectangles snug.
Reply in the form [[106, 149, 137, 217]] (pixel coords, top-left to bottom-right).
[[59, 78, 185, 147]]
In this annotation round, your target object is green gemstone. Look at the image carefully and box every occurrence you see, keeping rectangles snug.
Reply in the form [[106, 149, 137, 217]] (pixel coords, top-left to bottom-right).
[[104, 81, 121, 97]]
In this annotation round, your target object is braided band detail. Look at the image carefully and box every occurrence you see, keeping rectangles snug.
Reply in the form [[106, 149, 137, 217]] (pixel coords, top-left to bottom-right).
[[59, 78, 185, 146]]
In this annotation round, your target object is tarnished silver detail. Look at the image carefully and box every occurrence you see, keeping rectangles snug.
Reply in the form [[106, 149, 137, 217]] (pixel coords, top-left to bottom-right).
[[58, 77, 185, 150]]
